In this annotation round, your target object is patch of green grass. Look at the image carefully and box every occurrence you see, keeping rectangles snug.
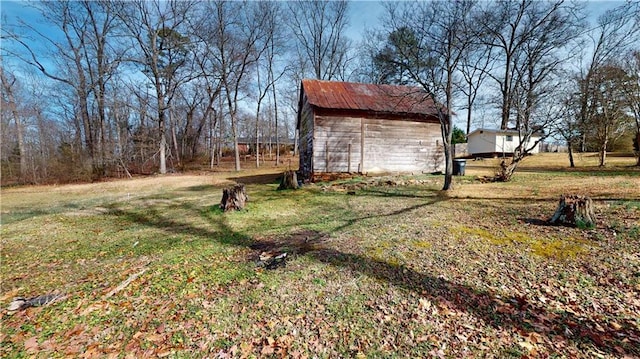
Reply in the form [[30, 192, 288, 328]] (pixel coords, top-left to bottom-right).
[[575, 218, 595, 230], [2, 171, 640, 358], [622, 200, 640, 211]]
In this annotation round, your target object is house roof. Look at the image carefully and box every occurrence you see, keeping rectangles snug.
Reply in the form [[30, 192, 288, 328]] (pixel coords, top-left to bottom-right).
[[468, 128, 543, 137], [299, 79, 443, 119]]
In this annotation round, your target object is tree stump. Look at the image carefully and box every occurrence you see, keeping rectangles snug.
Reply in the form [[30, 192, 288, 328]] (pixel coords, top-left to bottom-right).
[[278, 170, 298, 190], [548, 194, 596, 228], [220, 184, 248, 211]]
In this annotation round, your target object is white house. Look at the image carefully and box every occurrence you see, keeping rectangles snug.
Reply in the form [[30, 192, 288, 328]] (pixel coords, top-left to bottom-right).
[[467, 129, 541, 157]]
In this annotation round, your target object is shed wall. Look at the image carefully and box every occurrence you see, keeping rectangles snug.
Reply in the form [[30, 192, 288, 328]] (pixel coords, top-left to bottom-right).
[[468, 131, 541, 155], [362, 119, 442, 173], [298, 96, 315, 181], [467, 131, 496, 155], [311, 115, 443, 175], [313, 116, 362, 172]]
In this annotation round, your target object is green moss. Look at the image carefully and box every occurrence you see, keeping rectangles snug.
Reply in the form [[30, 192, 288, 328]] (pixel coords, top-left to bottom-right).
[[412, 240, 432, 249], [529, 239, 586, 259], [454, 226, 586, 260]]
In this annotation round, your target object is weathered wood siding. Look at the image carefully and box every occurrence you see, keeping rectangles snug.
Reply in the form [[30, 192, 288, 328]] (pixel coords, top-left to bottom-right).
[[310, 115, 443, 175], [313, 116, 362, 173], [362, 119, 442, 173], [298, 96, 315, 181]]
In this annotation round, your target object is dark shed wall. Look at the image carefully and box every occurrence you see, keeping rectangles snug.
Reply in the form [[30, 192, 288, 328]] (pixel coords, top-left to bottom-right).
[[298, 95, 314, 181]]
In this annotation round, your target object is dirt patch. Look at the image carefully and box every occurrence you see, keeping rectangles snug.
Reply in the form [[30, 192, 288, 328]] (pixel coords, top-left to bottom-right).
[[249, 230, 331, 261]]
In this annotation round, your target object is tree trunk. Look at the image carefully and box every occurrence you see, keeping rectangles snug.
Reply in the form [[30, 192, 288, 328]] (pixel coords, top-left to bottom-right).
[[567, 139, 575, 168], [209, 109, 216, 169], [273, 83, 280, 165], [278, 170, 299, 190], [599, 139, 607, 167], [220, 184, 248, 211], [0, 69, 27, 182], [635, 132, 640, 166], [170, 110, 180, 169], [495, 158, 521, 182], [548, 194, 596, 228]]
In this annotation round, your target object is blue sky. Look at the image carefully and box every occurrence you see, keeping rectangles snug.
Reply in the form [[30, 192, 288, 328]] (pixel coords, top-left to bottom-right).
[[345, 1, 621, 43], [0, 0, 628, 131], [1, 0, 623, 62]]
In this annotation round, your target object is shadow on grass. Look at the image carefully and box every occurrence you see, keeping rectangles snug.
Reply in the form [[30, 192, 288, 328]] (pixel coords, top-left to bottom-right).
[[505, 166, 640, 176], [3, 201, 111, 225], [358, 187, 443, 199], [104, 196, 638, 357], [520, 218, 551, 226], [227, 173, 282, 185], [182, 184, 220, 192], [253, 229, 638, 356]]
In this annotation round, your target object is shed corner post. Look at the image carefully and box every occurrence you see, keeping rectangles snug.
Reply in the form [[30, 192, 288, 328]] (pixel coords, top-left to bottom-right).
[[360, 118, 365, 174], [348, 143, 352, 173]]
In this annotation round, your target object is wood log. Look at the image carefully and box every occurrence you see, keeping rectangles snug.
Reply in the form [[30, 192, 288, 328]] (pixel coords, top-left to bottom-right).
[[548, 194, 596, 228], [220, 184, 248, 211], [278, 170, 299, 190]]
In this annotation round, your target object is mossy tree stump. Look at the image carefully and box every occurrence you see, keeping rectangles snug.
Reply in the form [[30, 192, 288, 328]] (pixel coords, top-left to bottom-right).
[[278, 170, 298, 190], [220, 184, 248, 211], [548, 194, 596, 228]]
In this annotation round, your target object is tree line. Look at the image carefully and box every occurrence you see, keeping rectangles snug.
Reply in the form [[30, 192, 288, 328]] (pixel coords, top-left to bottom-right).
[[1, 0, 351, 184], [1, 1, 639, 186]]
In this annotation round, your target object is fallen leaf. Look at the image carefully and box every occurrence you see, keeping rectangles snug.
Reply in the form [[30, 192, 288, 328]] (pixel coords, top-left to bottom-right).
[[518, 341, 535, 352], [261, 345, 275, 355], [24, 336, 39, 352]]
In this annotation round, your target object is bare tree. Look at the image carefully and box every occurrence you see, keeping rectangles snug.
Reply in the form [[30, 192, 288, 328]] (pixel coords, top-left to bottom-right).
[[623, 51, 640, 165], [476, 0, 584, 180], [575, 3, 639, 154], [378, 1, 476, 190], [0, 65, 27, 182], [200, 0, 271, 171], [250, 2, 288, 168], [554, 84, 582, 168], [288, 0, 351, 80], [584, 63, 634, 166], [115, 0, 197, 174], [477, 0, 584, 131], [458, 42, 493, 136], [4, 1, 122, 178]]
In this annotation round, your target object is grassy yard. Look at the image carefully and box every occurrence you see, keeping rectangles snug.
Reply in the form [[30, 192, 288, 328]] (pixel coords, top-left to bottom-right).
[[1, 153, 639, 358]]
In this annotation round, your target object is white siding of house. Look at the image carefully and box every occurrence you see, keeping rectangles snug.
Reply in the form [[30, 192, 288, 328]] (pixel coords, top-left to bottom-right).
[[496, 134, 517, 153], [467, 131, 497, 154], [468, 130, 541, 155]]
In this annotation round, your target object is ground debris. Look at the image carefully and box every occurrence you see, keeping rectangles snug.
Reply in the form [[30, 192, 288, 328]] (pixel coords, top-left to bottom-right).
[[256, 252, 287, 270], [103, 267, 148, 299], [7, 293, 67, 312]]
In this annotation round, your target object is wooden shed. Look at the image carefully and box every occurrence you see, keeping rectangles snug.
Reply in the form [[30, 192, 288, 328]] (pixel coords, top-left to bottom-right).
[[297, 79, 445, 182]]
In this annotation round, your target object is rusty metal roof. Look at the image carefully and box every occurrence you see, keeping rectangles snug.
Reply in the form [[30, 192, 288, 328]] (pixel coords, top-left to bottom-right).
[[301, 79, 441, 117]]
